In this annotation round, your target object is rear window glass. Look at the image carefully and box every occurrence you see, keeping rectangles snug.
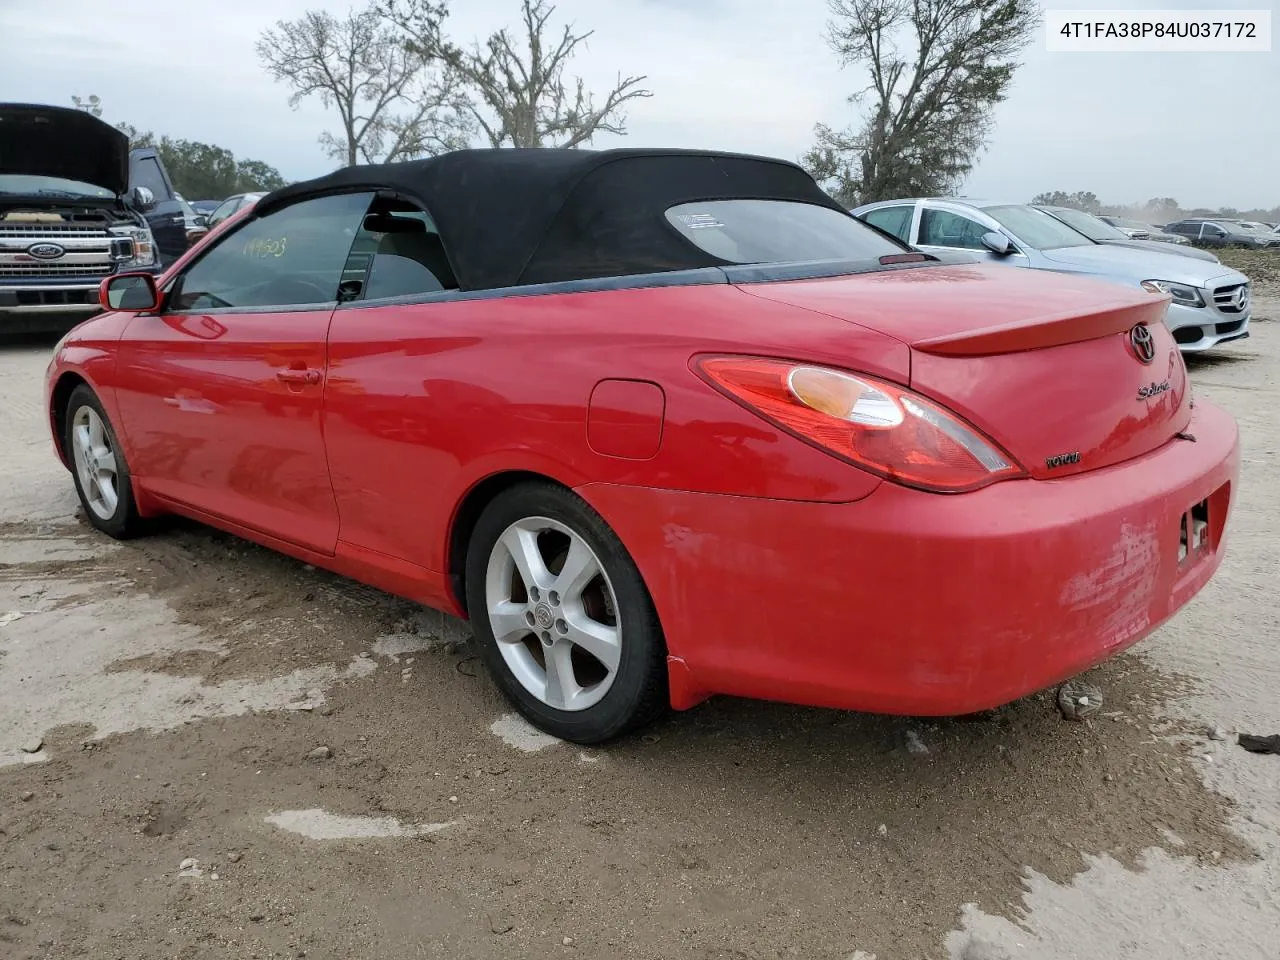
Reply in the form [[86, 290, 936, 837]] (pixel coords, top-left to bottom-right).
[[665, 200, 903, 265]]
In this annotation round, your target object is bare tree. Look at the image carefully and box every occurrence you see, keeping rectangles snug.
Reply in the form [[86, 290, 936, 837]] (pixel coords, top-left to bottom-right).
[[257, 3, 471, 167], [803, 0, 1039, 206], [383, 0, 651, 148]]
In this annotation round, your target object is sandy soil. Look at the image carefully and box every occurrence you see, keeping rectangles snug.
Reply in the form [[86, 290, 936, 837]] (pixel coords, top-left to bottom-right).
[[1, 269, 1278, 960]]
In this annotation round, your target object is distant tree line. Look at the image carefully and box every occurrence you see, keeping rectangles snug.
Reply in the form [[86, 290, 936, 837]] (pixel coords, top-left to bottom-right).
[[1031, 190, 1280, 224], [71, 95, 287, 199]]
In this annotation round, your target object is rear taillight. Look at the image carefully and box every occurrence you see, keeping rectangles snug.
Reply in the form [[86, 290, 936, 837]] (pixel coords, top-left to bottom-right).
[[695, 356, 1026, 493]]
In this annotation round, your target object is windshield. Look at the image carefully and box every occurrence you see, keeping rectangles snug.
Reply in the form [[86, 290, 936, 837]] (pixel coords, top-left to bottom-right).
[[1109, 217, 1152, 230], [0, 174, 115, 199], [985, 205, 1094, 250], [1046, 208, 1128, 241]]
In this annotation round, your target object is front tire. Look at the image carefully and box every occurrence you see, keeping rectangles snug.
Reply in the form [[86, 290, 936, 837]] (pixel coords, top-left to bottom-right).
[[64, 384, 146, 539], [465, 482, 668, 743]]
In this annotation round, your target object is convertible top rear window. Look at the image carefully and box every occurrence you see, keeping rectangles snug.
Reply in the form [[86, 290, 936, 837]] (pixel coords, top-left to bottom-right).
[[665, 200, 901, 265]]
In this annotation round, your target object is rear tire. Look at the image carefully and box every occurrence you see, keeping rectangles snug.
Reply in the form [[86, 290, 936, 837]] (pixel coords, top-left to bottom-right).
[[64, 384, 147, 540], [464, 482, 668, 743]]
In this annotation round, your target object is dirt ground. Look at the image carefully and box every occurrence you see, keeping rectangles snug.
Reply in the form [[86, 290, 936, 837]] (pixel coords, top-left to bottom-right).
[[2, 265, 1279, 960]]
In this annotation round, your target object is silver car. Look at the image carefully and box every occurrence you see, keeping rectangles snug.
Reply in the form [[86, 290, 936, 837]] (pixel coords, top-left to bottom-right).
[[853, 198, 1251, 353], [205, 192, 266, 230], [1037, 205, 1221, 263], [1100, 215, 1191, 246]]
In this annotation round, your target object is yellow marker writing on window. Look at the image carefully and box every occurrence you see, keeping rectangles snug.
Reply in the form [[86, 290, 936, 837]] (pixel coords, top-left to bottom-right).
[[243, 236, 288, 258]]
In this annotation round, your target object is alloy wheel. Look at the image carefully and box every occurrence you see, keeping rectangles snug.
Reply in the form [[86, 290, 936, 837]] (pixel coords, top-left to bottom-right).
[[70, 406, 120, 521], [484, 516, 622, 712]]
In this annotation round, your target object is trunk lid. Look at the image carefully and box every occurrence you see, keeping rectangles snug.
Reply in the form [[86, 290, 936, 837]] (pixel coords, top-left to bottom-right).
[[0, 103, 130, 195], [735, 263, 1192, 480]]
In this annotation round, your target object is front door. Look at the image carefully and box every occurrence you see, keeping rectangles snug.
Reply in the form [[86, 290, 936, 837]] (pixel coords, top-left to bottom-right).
[[915, 206, 1023, 265], [115, 191, 374, 553]]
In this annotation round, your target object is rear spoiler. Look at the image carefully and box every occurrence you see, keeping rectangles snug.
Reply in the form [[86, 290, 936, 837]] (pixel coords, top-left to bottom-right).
[[911, 296, 1171, 357]]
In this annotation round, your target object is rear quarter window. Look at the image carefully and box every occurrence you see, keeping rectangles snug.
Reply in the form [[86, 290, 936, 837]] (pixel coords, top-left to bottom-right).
[[860, 205, 914, 242], [664, 200, 902, 265]]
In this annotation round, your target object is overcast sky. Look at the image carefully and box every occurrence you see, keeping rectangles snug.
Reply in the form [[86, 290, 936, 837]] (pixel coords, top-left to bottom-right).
[[1, 0, 1275, 207]]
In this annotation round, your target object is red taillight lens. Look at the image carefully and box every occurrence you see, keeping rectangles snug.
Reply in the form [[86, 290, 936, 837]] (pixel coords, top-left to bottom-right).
[[695, 356, 1026, 493]]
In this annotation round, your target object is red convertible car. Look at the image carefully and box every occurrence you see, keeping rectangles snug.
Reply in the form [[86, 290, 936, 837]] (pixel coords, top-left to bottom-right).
[[46, 148, 1239, 742]]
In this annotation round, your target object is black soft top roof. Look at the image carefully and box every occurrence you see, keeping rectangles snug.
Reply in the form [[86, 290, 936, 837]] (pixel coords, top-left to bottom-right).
[[256, 148, 846, 291]]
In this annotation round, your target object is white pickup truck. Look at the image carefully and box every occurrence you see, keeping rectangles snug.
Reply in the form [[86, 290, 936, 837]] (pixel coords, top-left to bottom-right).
[[0, 103, 162, 335]]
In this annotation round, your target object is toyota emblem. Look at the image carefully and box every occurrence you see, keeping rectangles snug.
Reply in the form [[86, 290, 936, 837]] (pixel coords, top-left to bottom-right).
[[26, 242, 66, 261], [1129, 324, 1156, 364]]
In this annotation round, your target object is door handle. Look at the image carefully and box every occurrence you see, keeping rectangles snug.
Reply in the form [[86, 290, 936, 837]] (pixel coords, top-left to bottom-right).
[[276, 368, 322, 385]]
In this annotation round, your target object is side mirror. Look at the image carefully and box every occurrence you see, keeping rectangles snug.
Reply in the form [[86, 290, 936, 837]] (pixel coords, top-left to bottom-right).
[[194, 215, 208, 227], [980, 231, 1013, 256], [100, 272, 161, 312], [131, 186, 156, 212]]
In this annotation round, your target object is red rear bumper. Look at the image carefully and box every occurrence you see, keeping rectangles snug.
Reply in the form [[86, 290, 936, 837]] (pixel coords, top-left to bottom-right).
[[579, 400, 1239, 716]]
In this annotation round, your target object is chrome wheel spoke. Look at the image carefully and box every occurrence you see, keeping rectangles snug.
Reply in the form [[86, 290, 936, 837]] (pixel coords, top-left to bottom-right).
[[563, 612, 621, 674], [554, 537, 601, 602], [96, 448, 118, 476], [73, 423, 93, 457], [87, 412, 105, 449], [542, 640, 580, 710], [500, 523, 552, 593], [97, 474, 119, 514], [490, 600, 532, 644]]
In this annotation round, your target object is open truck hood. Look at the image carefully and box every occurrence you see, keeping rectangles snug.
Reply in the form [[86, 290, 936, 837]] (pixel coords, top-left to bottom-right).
[[0, 103, 130, 195], [736, 262, 1191, 481]]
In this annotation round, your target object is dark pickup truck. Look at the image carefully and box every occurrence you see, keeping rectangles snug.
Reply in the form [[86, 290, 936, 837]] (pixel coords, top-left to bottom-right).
[[0, 103, 164, 335], [130, 145, 207, 265]]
